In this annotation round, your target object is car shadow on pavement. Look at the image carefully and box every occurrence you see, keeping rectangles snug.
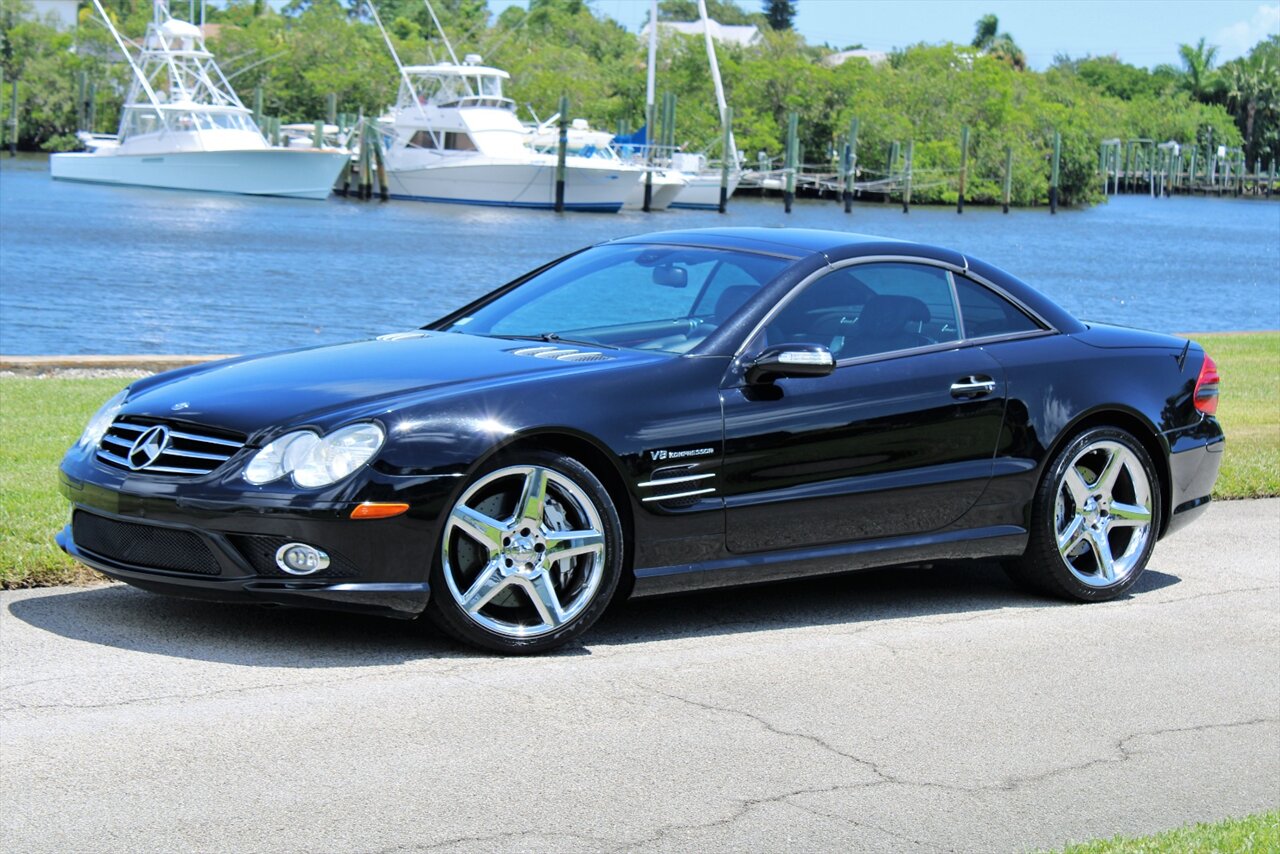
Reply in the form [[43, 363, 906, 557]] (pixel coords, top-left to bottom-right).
[[6, 563, 1181, 665]]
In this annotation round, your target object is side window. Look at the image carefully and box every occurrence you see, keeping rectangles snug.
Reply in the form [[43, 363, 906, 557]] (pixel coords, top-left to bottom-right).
[[953, 276, 1041, 338], [765, 263, 959, 360]]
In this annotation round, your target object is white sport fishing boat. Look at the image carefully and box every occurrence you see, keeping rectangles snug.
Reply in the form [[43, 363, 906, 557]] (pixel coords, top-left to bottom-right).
[[525, 119, 686, 210], [49, 0, 347, 199], [379, 60, 639, 211], [667, 152, 741, 210]]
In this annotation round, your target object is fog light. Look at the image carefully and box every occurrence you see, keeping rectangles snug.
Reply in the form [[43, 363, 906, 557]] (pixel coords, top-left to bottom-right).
[[275, 543, 330, 576]]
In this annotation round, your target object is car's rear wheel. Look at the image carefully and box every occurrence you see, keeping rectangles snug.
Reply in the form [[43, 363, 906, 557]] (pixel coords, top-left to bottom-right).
[[425, 451, 623, 654], [1007, 426, 1160, 601]]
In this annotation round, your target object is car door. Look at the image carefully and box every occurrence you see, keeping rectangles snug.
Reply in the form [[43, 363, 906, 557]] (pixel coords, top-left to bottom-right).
[[720, 261, 1008, 554]]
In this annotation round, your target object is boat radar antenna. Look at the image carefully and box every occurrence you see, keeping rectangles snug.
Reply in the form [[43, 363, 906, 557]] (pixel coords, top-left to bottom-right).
[[89, 0, 169, 123], [696, 0, 739, 170], [364, 0, 430, 124], [423, 0, 462, 67]]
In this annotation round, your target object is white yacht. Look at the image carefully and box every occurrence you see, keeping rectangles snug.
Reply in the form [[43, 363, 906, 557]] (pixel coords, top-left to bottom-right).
[[667, 151, 741, 210], [49, 1, 347, 200], [380, 61, 639, 211], [525, 119, 686, 210]]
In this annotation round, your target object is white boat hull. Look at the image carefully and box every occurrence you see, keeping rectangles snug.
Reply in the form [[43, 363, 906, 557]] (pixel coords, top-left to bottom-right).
[[384, 160, 632, 212], [623, 175, 685, 210], [49, 148, 350, 200], [669, 171, 742, 210]]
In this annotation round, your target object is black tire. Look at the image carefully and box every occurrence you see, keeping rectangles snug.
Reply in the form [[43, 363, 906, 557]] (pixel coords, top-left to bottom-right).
[[424, 450, 624, 654], [1006, 426, 1161, 602]]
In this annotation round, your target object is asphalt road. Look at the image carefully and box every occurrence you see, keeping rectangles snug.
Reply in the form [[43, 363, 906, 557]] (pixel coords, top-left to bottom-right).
[[3, 499, 1277, 853]]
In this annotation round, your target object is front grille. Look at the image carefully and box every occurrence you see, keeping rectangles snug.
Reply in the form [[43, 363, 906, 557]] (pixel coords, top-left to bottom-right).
[[227, 534, 359, 579], [73, 511, 222, 576], [97, 418, 246, 477]]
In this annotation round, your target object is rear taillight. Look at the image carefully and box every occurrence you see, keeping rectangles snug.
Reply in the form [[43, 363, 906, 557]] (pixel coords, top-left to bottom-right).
[[1193, 353, 1219, 416]]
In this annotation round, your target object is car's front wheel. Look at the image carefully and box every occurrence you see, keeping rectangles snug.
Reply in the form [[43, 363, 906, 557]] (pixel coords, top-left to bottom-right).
[[425, 451, 623, 654], [1008, 426, 1160, 601]]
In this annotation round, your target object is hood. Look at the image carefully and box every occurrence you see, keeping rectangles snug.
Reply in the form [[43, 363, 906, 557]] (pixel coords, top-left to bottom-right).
[[121, 332, 663, 440]]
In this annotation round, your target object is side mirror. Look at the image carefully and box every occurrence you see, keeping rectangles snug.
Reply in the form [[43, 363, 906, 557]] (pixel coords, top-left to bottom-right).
[[745, 344, 836, 385]]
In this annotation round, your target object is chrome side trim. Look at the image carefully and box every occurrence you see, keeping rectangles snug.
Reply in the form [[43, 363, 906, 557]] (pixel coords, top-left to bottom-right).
[[636, 473, 716, 488], [641, 487, 716, 503]]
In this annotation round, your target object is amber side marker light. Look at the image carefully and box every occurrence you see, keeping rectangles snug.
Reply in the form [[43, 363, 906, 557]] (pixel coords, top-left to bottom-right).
[[351, 502, 410, 520]]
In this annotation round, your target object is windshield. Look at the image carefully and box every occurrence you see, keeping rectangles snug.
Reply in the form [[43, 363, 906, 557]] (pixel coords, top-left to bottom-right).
[[440, 244, 790, 353]]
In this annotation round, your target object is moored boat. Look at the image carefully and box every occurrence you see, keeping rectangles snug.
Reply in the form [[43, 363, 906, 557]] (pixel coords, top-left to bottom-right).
[[49, 0, 347, 200]]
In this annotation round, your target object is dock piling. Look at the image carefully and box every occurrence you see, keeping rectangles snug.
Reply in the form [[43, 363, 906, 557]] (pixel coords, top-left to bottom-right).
[[783, 111, 798, 213], [718, 105, 732, 213], [554, 95, 568, 213], [370, 126, 389, 201], [901, 139, 913, 214], [1049, 131, 1061, 213], [958, 125, 969, 213], [843, 117, 858, 213], [642, 100, 654, 212], [1002, 146, 1013, 214], [312, 120, 323, 149], [325, 93, 337, 127], [8, 79, 17, 157]]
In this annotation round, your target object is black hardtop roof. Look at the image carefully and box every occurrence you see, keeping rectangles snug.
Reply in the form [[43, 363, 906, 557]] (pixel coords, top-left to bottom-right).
[[608, 227, 965, 264]]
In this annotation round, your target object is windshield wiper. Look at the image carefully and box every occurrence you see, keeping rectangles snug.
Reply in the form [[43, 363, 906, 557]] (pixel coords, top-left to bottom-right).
[[489, 333, 618, 350]]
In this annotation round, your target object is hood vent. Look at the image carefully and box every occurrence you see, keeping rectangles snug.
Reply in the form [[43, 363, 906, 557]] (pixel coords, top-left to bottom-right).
[[376, 331, 429, 341], [510, 346, 612, 363]]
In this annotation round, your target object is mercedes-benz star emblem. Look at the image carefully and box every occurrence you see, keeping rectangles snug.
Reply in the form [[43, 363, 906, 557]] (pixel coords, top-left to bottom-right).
[[127, 425, 170, 470]]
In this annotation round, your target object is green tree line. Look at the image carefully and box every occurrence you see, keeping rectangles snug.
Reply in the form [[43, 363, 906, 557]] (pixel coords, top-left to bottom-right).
[[1, 0, 1272, 207]]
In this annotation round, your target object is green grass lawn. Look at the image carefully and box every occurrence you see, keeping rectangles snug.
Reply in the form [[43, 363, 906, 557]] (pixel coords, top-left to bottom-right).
[[0, 375, 141, 587], [1189, 332, 1280, 500], [1056, 809, 1280, 853], [0, 331, 1275, 588]]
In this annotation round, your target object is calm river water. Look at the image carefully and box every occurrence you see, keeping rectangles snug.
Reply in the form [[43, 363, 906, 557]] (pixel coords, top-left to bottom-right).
[[1, 154, 1277, 355]]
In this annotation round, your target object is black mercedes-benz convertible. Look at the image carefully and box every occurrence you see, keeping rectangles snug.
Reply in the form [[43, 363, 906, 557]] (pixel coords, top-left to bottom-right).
[[58, 228, 1224, 653]]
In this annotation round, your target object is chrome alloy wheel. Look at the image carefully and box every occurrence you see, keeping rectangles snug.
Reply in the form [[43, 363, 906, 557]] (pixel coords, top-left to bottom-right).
[[1053, 440, 1154, 588], [441, 465, 607, 639]]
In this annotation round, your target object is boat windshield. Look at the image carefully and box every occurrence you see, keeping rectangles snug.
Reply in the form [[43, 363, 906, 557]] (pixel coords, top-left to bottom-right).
[[439, 244, 790, 353], [119, 107, 254, 139], [403, 71, 510, 108]]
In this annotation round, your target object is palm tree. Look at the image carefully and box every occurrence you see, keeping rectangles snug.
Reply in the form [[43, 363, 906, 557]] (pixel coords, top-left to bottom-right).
[[970, 13, 1025, 70], [1177, 37, 1219, 101]]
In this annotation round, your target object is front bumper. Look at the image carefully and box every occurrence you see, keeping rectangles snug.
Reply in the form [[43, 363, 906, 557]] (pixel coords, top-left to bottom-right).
[[57, 454, 462, 619]]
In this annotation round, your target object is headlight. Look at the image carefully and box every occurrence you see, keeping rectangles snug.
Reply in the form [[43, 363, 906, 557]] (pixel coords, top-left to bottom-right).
[[243, 423, 384, 488], [243, 430, 320, 485], [77, 389, 128, 451]]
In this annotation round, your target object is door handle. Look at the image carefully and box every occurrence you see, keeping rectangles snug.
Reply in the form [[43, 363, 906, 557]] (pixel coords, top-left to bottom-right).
[[951, 376, 996, 398]]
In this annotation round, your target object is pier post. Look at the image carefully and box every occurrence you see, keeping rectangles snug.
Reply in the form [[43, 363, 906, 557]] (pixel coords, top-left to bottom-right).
[[1268, 159, 1275, 199], [642, 100, 654, 212], [371, 126, 389, 201], [784, 111, 798, 213], [253, 85, 263, 130], [665, 92, 677, 154], [718, 105, 732, 213], [1002, 146, 1013, 214], [844, 117, 858, 213], [901, 139, 913, 214], [325, 93, 337, 127], [358, 124, 372, 199], [1187, 145, 1198, 194], [1147, 141, 1155, 197], [958, 126, 969, 213], [554, 94, 568, 213], [8, 79, 17, 157], [87, 80, 97, 134], [886, 141, 899, 204], [1049, 130, 1061, 213], [77, 71, 87, 132], [312, 120, 323, 149]]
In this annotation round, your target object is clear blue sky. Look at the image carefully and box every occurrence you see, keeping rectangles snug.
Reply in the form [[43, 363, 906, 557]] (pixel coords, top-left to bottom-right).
[[486, 0, 1279, 70]]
